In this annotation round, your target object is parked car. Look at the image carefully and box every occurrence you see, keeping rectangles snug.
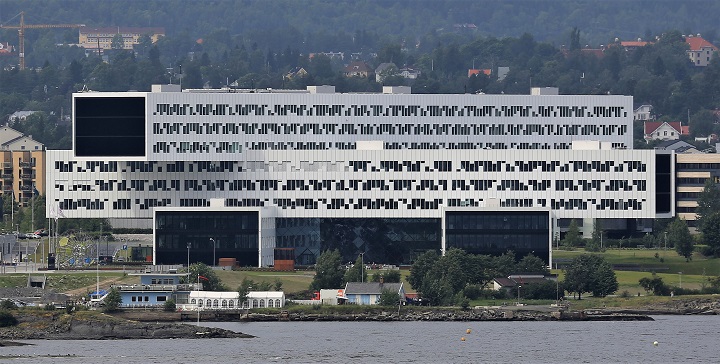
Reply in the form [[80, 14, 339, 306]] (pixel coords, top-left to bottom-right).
[[24, 233, 40, 239]]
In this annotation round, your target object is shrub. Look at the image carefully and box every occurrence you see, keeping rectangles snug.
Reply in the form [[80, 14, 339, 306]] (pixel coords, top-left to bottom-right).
[[0, 300, 18, 310], [462, 285, 483, 300], [619, 290, 631, 299], [378, 289, 401, 306], [0, 310, 18, 327], [163, 299, 176, 312]]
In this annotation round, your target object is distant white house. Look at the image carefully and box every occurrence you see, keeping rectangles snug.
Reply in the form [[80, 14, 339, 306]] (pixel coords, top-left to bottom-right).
[[8, 111, 40, 122], [375, 62, 398, 83], [179, 290, 285, 310], [633, 104, 654, 121], [344, 281, 405, 305]]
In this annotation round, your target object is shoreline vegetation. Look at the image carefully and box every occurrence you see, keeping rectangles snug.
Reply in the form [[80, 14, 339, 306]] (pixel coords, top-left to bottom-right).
[[2, 297, 719, 343]]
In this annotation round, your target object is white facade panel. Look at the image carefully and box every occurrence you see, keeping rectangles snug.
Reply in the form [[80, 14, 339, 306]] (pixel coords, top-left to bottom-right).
[[48, 149, 659, 221], [71, 91, 633, 161]]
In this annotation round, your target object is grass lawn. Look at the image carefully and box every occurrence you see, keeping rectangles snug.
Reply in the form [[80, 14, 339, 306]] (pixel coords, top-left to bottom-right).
[[214, 269, 315, 293]]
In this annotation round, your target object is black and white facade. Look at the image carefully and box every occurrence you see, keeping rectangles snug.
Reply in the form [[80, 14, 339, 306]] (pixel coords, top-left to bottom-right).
[[47, 86, 673, 267]]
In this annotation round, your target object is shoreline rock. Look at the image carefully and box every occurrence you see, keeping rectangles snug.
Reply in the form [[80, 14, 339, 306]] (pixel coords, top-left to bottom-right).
[[0, 311, 253, 341]]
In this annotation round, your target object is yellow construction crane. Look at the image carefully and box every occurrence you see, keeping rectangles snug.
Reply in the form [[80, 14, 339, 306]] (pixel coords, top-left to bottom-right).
[[0, 11, 85, 70]]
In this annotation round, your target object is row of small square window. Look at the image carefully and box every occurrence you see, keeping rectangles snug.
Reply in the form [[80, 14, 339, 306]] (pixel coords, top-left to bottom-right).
[[54, 197, 647, 212], [153, 103, 627, 119]]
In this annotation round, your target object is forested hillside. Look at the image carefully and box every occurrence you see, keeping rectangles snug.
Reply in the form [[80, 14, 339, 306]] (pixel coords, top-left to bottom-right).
[[0, 1, 720, 151]]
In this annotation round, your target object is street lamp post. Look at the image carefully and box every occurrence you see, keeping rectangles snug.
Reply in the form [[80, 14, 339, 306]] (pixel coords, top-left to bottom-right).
[[209, 238, 215, 267], [517, 285, 522, 305], [186, 242, 191, 269], [360, 252, 364, 283]]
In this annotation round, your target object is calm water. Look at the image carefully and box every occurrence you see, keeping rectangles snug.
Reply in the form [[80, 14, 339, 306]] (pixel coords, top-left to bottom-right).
[[2, 316, 718, 363]]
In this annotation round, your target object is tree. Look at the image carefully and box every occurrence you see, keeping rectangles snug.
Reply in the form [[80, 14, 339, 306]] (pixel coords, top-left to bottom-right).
[[639, 276, 671, 296], [377, 288, 401, 306], [237, 277, 254, 303], [0, 311, 18, 327], [111, 33, 125, 50], [310, 249, 344, 290], [163, 299, 176, 312], [514, 254, 549, 274], [343, 254, 367, 283], [587, 220, 604, 252], [371, 270, 401, 283], [701, 212, 720, 257], [696, 179, 720, 231], [407, 250, 438, 291], [185, 263, 226, 291], [563, 254, 618, 299], [103, 288, 122, 312], [561, 220, 583, 248], [667, 217, 693, 261]]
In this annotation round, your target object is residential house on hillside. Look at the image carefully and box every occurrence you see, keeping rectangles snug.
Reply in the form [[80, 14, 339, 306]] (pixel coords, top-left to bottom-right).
[[399, 67, 421, 79], [653, 139, 699, 153], [7, 111, 40, 122], [78, 26, 165, 53], [284, 67, 308, 80], [375, 62, 398, 82], [0, 42, 13, 55], [344, 61, 372, 78], [0, 124, 45, 207], [344, 281, 405, 305], [644, 121, 688, 143], [619, 39, 652, 52], [634, 104, 655, 121], [685, 34, 718, 67], [468, 69, 491, 77]]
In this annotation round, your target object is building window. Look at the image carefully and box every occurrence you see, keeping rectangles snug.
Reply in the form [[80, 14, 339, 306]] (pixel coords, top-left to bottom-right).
[[268, 300, 274, 308], [221, 300, 227, 308], [206, 299, 211, 307], [276, 299, 281, 307], [191, 299, 196, 304], [144, 296, 149, 302], [228, 300, 234, 308], [157, 296, 167, 302], [213, 299, 219, 308], [253, 299, 259, 308], [259, 300, 265, 308]]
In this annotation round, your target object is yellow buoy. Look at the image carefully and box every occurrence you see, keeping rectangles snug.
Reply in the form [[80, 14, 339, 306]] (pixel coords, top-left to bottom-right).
[[461, 337, 466, 341], [466, 328, 472, 334], [653, 341, 659, 346]]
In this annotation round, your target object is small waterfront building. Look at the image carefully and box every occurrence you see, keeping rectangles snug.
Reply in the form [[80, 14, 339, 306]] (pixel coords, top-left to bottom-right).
[[344, 282, 405, 305], [111, 268, 198, 308], [179, 290, 285, 311]]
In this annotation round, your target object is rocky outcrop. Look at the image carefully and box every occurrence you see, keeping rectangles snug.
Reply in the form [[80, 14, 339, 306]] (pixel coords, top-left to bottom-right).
[[0, 311, 253, 340], [242, 308, 652, 322], [600, 298, 720, 315]]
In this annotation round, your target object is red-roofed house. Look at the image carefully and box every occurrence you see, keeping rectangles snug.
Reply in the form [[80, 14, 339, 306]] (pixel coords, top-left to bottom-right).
[[644, 121, 688, 143], [685, 35, 719, 66], [343, 61, 372, 78], [468, 69, 491, 77], [620, 40, 651, 51]]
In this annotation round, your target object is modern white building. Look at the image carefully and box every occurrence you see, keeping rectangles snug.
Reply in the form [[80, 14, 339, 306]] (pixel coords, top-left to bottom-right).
[[46, 86, 672, 267]]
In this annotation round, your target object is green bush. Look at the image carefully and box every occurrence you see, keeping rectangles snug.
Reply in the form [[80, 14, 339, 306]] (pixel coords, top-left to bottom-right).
[[0, 300, 18, 310], [0, 310, 18, 327], [163, 299, 176, 312]]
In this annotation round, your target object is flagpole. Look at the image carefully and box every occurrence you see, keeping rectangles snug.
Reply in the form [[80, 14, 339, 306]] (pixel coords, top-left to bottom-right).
[[197, 273, 200, 325]]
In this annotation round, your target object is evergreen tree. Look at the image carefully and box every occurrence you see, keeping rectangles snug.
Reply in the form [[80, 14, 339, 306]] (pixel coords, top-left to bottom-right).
[[667, 217, 693, 261], [696, 179, 720, 231], [310, 249, 344, 290], [562, 220, 583, 248], [103, 288, 122, 312]]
